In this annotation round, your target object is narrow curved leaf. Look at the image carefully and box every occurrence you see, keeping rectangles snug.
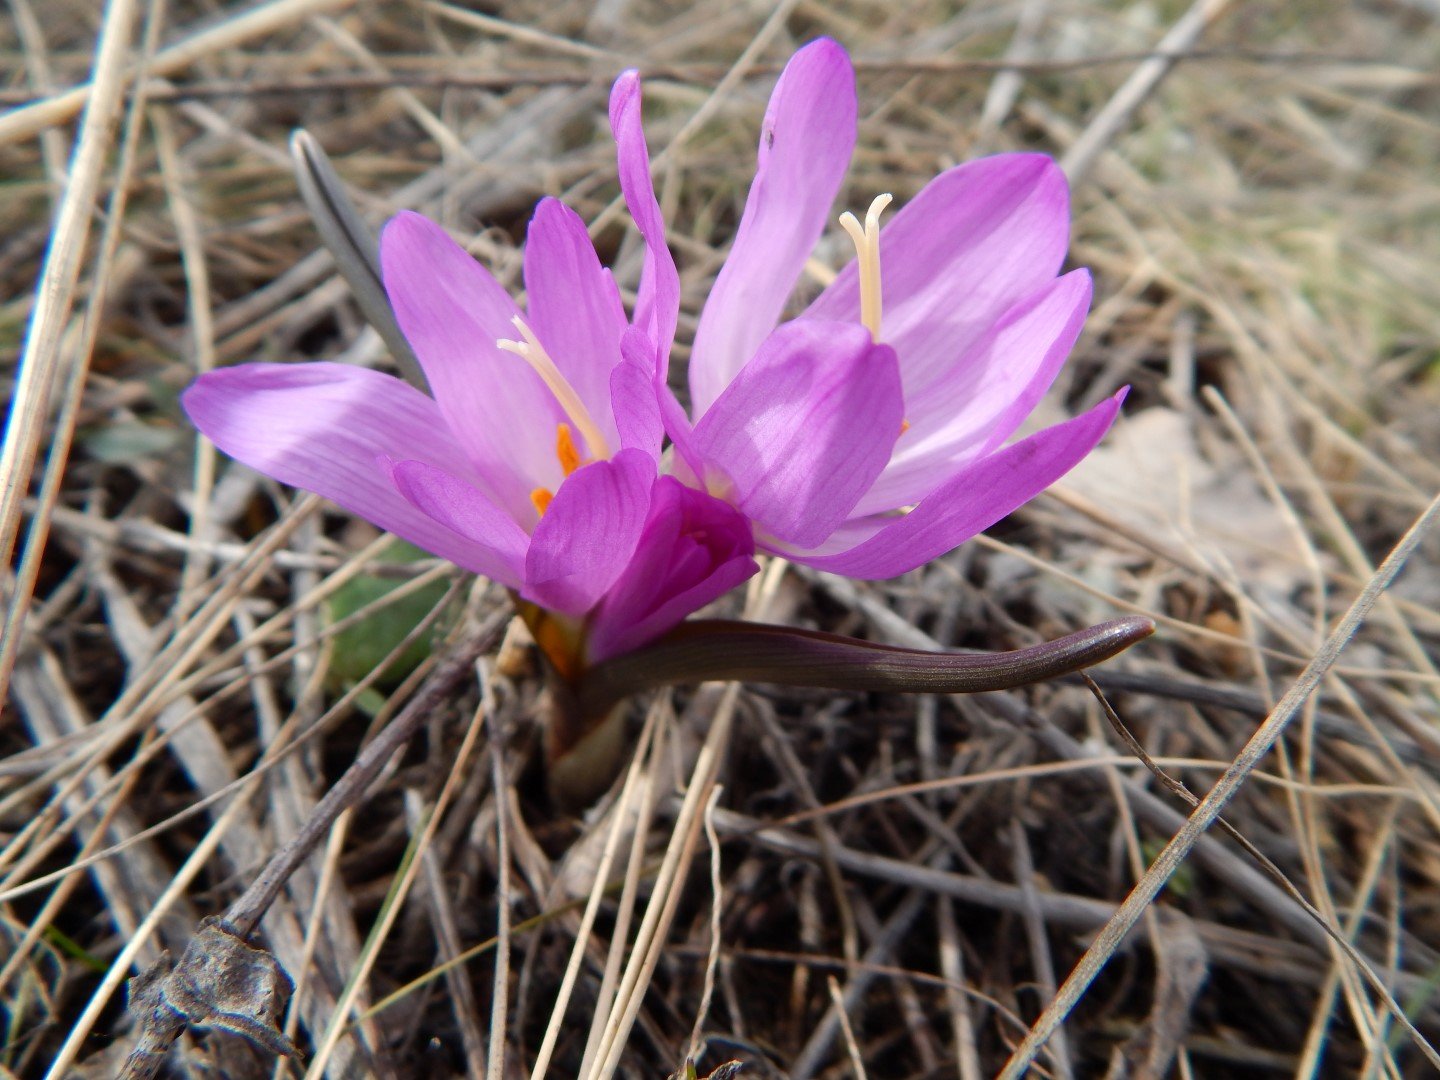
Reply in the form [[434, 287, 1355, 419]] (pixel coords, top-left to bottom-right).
[[577, 615, 1155, 717], [291, 129, 425, 390]]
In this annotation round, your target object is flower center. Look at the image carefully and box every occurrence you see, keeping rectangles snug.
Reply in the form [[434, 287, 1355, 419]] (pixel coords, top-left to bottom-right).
[[838, 193, 892, 342], [528, 423, 584, 517], [498, 315, 614, 519], [498, 315, 612, 463]]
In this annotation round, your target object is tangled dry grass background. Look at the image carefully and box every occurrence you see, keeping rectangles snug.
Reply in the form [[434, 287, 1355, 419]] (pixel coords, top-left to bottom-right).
[[3, 0, 1440, 1076]]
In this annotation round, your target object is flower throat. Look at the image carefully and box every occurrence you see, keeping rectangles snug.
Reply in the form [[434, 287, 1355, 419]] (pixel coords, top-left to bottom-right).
[[498, 315, 611, 516]]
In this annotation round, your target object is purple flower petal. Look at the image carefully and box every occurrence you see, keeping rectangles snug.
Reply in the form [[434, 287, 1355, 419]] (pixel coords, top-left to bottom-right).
[[381, 211, 562, 516], [690, 320, 903, 548], [587, 478, 758, 662], [689, 39, 858, 415], [805, 154, 1072, 397], [610, 329, 666, 460], [182, 363, 524, 584], [609, 71, 680, 365], [613, 325, 704, 484], [788, 390, 1126, 578], [855, 269, 1092, 515], [523, 448, 655, 616], [387, 459, 529, 586], [523, 197, 627, 453]]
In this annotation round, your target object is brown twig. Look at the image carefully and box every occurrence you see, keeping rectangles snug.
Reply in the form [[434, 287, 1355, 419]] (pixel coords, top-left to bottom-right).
[[223, 611, 505, 938]]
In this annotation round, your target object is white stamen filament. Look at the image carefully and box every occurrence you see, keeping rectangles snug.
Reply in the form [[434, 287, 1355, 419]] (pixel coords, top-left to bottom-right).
[[838, 192, 892, 341], [497, 316, 612, 461]]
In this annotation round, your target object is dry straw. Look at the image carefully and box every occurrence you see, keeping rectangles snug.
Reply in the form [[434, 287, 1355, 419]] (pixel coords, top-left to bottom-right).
[[4, 0, 1439, 1076]]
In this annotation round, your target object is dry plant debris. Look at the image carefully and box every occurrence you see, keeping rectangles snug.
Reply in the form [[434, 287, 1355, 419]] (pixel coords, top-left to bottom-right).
[[3, 0, 1440, 1077]]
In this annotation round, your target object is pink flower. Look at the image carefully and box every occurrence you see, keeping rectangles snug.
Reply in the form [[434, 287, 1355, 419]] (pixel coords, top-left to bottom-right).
[[182, 203, 755, 669], [611, 39, 1124, 579], [185, 37, 1123, 682]]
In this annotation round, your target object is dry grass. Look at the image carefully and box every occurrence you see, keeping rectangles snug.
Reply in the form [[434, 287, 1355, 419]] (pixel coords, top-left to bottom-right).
[[3, 0, 1440, 1076]]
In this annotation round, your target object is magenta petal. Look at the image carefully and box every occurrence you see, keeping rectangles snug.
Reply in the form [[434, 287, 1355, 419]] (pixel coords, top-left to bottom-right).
[[381, 211, 561, 515], [790, 391, 1127, 578], [856, 269, 1093, 515], [690, 320, 903, 548], [587, 478, 759, 662], [522, 448, 654, 616], [613, 324, 702, 486], [609, 71, 680, 365], [609, 340, 665, 461], [523, 198, 627, 453], [182, 363, 523, 585], [806, 154, 1072, 395], [388, 459, 529, 586], [689, 39, 857, 415]]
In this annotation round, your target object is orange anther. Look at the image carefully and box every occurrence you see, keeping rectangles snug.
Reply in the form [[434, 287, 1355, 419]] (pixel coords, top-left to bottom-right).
[[556, 423, 582, 476]]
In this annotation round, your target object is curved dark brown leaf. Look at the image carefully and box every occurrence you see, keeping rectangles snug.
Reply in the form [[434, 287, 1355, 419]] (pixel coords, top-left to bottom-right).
[[577, 615, 1154, 717]]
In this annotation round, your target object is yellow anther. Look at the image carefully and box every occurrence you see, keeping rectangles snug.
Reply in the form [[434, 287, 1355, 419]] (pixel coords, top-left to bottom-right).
[[498, 316, 612, 462], [555, 423, 582, 477], [530, 487, 554, 517], [838, 192, 893, 341]]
